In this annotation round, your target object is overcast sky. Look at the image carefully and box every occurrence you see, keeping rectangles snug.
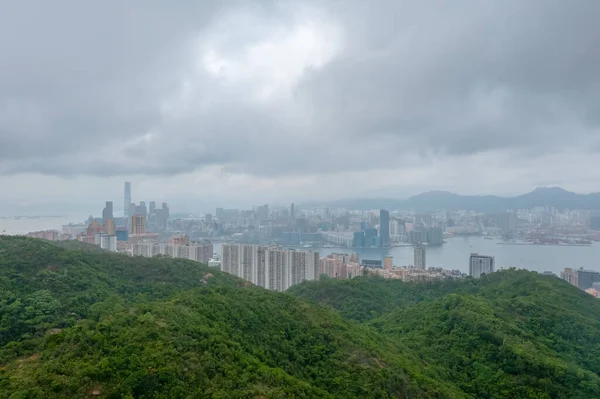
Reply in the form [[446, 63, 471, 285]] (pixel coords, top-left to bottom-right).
[[2, 0, 600, 215]]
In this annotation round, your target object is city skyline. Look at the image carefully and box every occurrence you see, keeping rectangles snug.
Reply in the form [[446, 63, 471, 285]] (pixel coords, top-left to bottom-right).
[[5, 184, 600, 218], [11, 178, 600, 280]]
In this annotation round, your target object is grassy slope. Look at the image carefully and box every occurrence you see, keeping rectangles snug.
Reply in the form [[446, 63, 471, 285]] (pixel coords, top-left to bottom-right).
[[0, 237, 463, 398], [290, 271, 600, 398]]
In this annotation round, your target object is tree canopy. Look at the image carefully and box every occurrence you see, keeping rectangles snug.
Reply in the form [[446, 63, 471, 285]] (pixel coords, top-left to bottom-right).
[[290, 270, 600, 398], [2, 236, 600, 398]]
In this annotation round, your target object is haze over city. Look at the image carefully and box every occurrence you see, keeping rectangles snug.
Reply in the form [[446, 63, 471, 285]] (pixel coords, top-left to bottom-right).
[[6, 2, 600, 397], [2, 1, 600, 216]]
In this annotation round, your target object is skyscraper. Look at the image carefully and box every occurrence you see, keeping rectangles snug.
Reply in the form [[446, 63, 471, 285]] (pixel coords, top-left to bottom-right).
[[426, 227, 444, 245], [364, 228, 378, 247], [193, 241, 214, 264], [102, 201, 113, 222], [124, 182, 131, 229], [136, 201, 147, 219], [496, 212, 516, 234], [290, 203, 295, 219], [256, 204, 269, 221], [103, 218, 116, 235], [148, 201, 156, 228], [131, 215, 146, 235], [576, 268, 600, 290], [101, 201, 115, 235], [560, 267, 578, 287], [414, 244, 426, 269], [160, 202, 170, 229], [380, 209, 390, 247], [353, 231, 365, 248], [469, 253, 495, 278], [99, 234, 117, 252]]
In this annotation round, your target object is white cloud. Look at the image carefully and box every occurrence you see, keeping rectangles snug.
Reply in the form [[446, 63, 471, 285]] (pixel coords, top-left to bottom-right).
[[2, 0, 600, 214], [198, 9, 342, 101]]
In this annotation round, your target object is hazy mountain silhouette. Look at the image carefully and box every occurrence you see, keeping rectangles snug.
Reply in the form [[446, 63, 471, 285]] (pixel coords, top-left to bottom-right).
[[304, 187, 600, 211]]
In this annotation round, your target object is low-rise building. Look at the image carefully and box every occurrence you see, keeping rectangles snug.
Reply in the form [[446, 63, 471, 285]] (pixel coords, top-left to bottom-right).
[[25, 230, 60, 241], [585, 288, 600, 298]]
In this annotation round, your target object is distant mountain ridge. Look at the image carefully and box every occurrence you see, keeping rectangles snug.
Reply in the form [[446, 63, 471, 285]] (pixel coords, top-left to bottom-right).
[[303, 187, 600, 211]]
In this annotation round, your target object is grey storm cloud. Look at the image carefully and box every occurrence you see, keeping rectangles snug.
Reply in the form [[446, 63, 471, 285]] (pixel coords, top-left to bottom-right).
[[1, 0, 600, 177]]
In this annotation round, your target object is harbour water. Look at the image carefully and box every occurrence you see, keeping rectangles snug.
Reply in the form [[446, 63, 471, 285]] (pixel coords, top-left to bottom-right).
[[215, 237, 600, 275], [2, 217, 598, 275], [0, 216, 84, 235]]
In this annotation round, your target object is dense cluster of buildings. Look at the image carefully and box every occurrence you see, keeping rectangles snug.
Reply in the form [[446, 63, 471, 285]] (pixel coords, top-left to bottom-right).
[[366, 248, 489, 282], [76, 219, 118, 251], [173, 202, 596, 250], [132, 240, 213, 263], [221, 244, 320, 291], [408, 245, 493, 279], [77, 193, 600, 249], [370, 265, 464, 282], [25, 230, 60, 241], [217, 244, 490, 291], [22, 182, 600, 293], [320, 253, 363, 279], [321, 210, 444, 248], [560, 267, 600, 298], [364, 249, 465, 281], [173, 204, 452, 249], [54, 182, 191, 258]]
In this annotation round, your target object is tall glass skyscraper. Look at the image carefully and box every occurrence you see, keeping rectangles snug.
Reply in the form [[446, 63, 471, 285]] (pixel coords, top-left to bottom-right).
[[124, 182, 131, 228], [102, 201, 113, 221], [364, 228, 378, 247], [353, 231, 365, 248], [380, 209, 390, 247]]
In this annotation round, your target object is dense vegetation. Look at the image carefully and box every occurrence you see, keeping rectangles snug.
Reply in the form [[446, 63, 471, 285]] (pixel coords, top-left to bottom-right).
[[290, 271, 600, 398], [0, 237, 459, 398], [2, 236, 600, 398]]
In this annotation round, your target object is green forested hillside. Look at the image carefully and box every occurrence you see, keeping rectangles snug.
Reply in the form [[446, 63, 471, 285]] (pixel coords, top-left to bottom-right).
[[290, 271, 600, 398], [289, 275, 462, 322], [0, 237, 461, 398], [2, 236, 600, 398]]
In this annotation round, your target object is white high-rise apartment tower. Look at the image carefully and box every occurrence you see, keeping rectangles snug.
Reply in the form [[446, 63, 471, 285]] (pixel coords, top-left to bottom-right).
[[221, 244, 319, 291], [414, 244, 426, 269], [469, 253, 495, 278]]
